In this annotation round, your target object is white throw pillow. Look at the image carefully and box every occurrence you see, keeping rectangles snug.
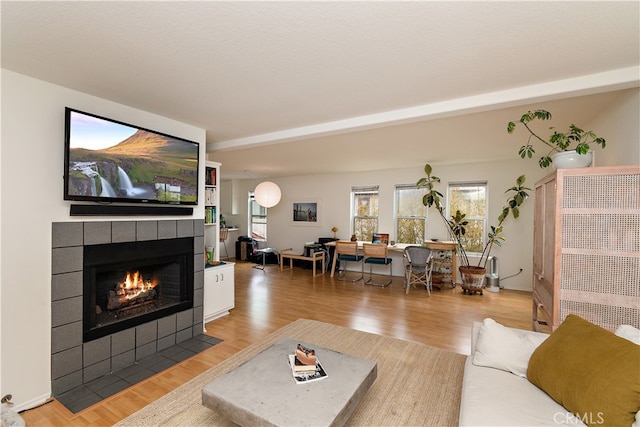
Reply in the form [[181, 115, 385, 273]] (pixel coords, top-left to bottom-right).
[[472, 318, 548, 377], [615, 324, 640, 345]]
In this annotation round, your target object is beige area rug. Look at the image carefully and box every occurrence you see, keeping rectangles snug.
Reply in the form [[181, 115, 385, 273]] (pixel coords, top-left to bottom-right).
[[116, 319, 466, 426]]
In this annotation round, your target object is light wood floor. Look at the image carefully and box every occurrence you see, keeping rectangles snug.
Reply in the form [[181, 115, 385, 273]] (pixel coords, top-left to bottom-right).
[[22, 260, 533, 426]]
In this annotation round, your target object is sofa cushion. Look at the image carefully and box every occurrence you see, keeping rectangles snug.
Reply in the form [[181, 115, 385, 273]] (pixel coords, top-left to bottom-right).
[[528, 314, 640, 427], [472, 318, 548, 377]]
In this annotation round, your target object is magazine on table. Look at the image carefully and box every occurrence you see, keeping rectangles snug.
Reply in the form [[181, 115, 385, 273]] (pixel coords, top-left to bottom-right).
[[288, 354, 328, 384]]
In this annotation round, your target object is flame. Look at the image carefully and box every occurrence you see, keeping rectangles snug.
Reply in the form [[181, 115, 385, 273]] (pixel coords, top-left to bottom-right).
[[117, 271, 158, 300]]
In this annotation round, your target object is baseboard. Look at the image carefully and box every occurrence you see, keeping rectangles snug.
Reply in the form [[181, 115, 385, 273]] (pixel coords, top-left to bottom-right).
[[12, 392, 51, 413]]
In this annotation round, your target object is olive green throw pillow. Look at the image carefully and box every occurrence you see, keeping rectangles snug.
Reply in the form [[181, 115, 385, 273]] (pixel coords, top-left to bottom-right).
[[527, 314, 640, 426]]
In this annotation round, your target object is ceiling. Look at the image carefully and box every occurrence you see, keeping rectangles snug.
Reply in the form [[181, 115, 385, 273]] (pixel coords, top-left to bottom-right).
[[2, 1, 639, 179]]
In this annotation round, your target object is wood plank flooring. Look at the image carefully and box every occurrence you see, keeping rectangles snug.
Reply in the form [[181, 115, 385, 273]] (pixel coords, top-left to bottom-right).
[[21, 260, 533, 426]]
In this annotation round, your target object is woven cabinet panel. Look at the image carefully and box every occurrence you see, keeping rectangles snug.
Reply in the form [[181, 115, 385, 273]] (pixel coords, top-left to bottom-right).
[[556, 168, 640, 330], [562, 173, 640, 210]]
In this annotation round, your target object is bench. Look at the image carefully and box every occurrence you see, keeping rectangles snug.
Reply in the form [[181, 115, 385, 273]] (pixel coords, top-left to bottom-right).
[[279, 248, 326, 277]]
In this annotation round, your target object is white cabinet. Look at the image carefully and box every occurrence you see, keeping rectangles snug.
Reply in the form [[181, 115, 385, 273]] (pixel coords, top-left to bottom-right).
[[204, 262, 235, 324]]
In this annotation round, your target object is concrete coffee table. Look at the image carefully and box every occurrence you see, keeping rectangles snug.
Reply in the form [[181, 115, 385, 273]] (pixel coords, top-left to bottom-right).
[[202, 337, 377, 427]]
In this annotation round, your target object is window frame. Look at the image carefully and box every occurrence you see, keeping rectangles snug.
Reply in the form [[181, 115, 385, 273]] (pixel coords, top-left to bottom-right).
[[248, 191, 268, 242], [350, 185, 379, 242], [446, 181, 488, 254], [394, 184, 428, 245]]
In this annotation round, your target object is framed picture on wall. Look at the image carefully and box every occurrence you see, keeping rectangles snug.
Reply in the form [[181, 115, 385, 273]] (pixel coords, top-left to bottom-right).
[[290, 200, 321, 226]]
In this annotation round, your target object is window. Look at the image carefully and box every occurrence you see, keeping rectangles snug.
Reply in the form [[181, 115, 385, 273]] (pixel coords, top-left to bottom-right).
[[395, 185, 427, 244], [351, 186, 379, 241], [249, 191, 267, 242], [448, 182, 487, 253]]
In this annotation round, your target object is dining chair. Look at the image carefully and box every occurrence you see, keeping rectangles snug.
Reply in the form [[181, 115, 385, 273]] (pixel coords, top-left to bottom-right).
[[335, 241, 364, 282], [403, 246, 433, 295], [362, 243, 392, 286], [219, 228, 230, 260]]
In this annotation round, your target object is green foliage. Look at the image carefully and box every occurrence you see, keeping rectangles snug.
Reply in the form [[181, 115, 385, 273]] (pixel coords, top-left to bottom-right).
[[417, 164, 530, 268], [507, 109, 607, 169]]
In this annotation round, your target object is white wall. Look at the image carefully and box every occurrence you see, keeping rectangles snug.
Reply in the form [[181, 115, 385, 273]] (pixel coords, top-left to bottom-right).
[[0, 70, 206, 410], [591, 89, 640, 167]]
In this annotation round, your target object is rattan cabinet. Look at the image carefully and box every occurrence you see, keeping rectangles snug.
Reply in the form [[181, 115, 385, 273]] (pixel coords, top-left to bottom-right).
[[532, 166, 640, 332]]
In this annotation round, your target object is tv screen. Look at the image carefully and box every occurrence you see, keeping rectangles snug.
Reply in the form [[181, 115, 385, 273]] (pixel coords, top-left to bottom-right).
[[64, 108, 199, 206]]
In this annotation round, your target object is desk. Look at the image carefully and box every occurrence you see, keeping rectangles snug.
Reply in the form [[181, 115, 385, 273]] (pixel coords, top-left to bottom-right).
[[325, 241, 409, 278], [325, 240, 457, 281]]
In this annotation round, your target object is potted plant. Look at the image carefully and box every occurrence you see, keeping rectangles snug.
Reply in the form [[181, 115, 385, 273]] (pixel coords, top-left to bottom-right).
[[507, 109, 606, 169], [417, 164, 530, 293]]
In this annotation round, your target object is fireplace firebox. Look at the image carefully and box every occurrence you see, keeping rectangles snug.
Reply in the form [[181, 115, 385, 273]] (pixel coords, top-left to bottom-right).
[[83, 237, 194, 342]]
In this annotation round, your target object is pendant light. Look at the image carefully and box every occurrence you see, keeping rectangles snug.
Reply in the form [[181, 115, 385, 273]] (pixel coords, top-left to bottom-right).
[[254, 181, 281, 208]]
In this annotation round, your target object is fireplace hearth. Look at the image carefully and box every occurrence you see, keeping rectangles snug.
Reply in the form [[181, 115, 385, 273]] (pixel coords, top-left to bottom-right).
[[83, 237, 194, 342]]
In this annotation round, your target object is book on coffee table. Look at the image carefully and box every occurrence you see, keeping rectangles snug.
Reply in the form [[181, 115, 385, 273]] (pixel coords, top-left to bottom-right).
[[288, 354, 328, 384]]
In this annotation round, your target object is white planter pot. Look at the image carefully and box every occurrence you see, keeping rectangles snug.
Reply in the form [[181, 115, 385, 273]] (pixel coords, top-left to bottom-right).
[[552, 150, 593, 169]]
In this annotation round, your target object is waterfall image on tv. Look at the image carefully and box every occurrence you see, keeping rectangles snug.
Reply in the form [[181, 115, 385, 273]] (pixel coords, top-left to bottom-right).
[[64, 108, 199, 205]]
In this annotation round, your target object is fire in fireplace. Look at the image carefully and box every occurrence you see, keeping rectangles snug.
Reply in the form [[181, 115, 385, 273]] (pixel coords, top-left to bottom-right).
[[83, 237, 194, 342]]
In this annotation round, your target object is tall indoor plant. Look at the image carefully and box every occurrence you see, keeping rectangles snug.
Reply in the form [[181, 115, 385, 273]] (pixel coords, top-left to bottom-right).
[[417, 164, 530, 292], [507, 109, 606, 169]]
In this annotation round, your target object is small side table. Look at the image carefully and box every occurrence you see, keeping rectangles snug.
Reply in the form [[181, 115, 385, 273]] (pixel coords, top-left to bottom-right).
[[253, 247, 279, 271]]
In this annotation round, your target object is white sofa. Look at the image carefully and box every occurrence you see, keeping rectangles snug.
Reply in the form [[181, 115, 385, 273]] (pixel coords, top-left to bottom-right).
[[459, 321, 584, 426]]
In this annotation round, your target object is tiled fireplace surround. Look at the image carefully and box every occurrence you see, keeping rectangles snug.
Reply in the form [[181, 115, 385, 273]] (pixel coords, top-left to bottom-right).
[[51, 219, 205, 396]]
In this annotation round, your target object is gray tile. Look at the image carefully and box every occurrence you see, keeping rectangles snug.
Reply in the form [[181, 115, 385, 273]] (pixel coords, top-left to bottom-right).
[[83, 359, 111, 383], [194, 254, 205, 272], [51, 271, 82, 301], [166, 347, 196, 363], [194, 270, 204, 290], [192, 323, 204, 337], [60, 390, 103, 414], [157, 314, 176, 338], [157, 334, 176, 351], [158, 221, 177, 239], [85, 373, 122, 393], [83, 336, 110, 367], [52, 321, 82, 353], [146, 356, 176, 373], [51, 246, 83, 275], [112, 221, 136, 243], [176, 327, 193, 344], [176, 308, 193, 331], [194, 219, 205, 236], [135, 321, 157, 346], [51, 346, 82, 379], [177, 220, 194, 237], [121, 366, 155, 385], [194, 235, 204, 254], [111, 350, 135, 371], [52, 222, 84, 248], [111, 328, 135, 356], [136, 221, 158, 241], [194, 288, 204, 309], [84, 222, 112, 245], [94, 379, 129, 399], [178, 337, 212, 354], [52, 370, 83, 395], [51, 296, 82, 327], [193, 305, 203, 323], [135, 341, 156, 361]]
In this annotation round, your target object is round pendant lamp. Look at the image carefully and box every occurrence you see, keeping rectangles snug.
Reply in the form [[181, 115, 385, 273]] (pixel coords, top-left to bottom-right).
[[254, 181, 281, 208]]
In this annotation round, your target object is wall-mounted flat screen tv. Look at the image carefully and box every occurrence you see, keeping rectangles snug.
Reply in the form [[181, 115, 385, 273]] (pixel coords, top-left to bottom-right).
[[64, 108, 199, 206]]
